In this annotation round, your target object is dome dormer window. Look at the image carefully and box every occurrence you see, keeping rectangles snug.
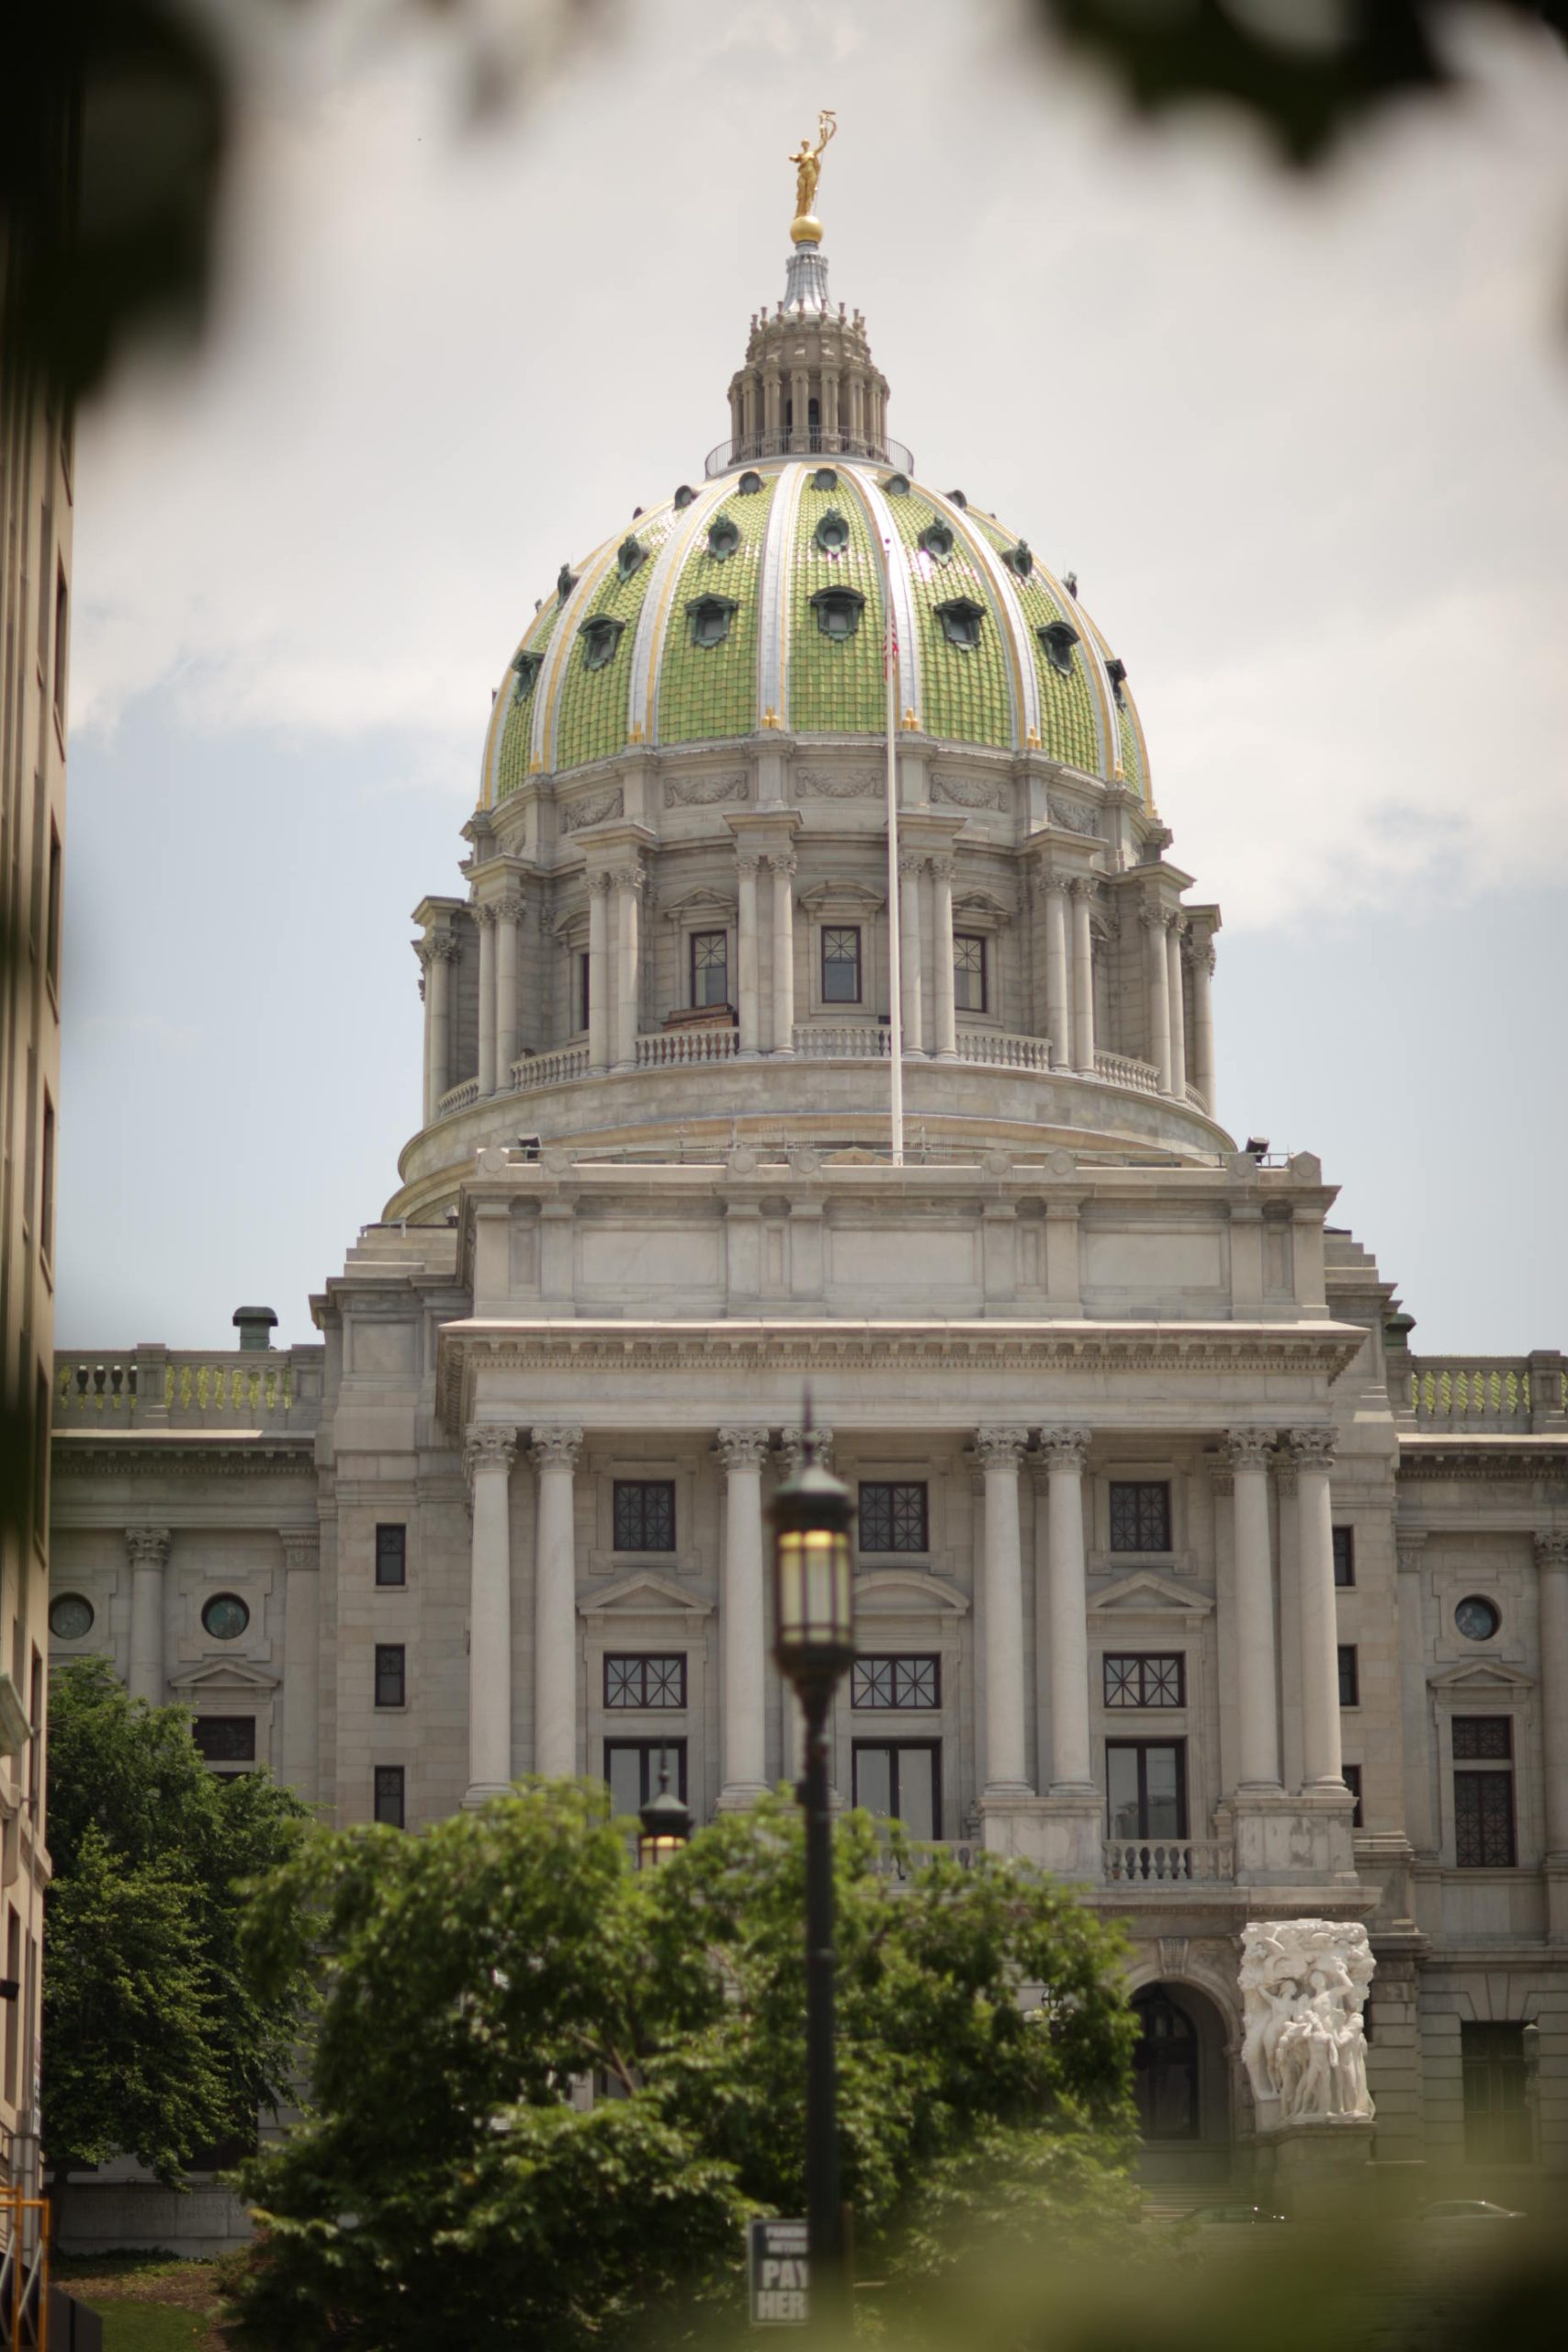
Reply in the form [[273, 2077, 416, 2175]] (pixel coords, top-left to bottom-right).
[[810, 585, 865, 641], [946, 489, 968, 510], [686, 594, 739, 650], [1002, 539, 1033, 581], [738, 470, 763, 494], [579, 615, 627, 673], [1106, 656, 1128, 706], [812, 467, 839, 492], [883, 472, 910, 496], [511, 649, 544, 702], [815, 508, 851, 555], [919, 519, 954, 564], [707, 515, 740, 560], [935, 597, 986, 650], [616, 535, 649, 582], [673, 483, 696, 509], [1037, 620, 1079, 676]]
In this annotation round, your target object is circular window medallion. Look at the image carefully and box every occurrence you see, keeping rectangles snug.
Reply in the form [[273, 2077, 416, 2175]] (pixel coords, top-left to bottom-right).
[[1454, 1595, 1500, 1643], [50, 1594, 95, 1642], [201, 1592, 251, 1642]]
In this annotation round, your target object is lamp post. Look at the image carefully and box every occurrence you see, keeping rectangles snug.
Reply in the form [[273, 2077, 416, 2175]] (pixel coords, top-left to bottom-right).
[[637, 1762, 692, 1871], [768, 1427, 856, 2334]]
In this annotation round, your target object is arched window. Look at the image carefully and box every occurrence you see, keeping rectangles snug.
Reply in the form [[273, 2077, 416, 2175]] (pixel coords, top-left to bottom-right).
[[1132, 1985, 1199, 2141]]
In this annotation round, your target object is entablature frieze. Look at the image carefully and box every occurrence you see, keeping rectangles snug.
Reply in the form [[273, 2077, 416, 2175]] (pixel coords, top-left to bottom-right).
[[51, 1435, 316, 1481]]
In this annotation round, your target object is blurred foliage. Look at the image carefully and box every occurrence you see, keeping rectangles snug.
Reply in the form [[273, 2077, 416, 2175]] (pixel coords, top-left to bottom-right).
[[1036, 0, 1568, 167], [223, 1784, 1136, 2350], [44, 1657, 315, 2183]]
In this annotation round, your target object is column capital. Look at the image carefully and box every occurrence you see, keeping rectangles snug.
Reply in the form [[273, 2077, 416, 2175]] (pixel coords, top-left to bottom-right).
[[494, 890, 526, 924], [1067, 875, 1098, 903], [1037, 1425, 1091, 1473], [611, 862, 645, 895], [279, 1529, 321, 1571], [1283, 1426, 1338, 1473], [898, 848, 923, 877], [928, 851, 956, 881], [1396, 1532, 1428, 1575], [125, 1526, 171, 1568], [1220, 1427, 1274, 1474], [589, 869, 614, 897], [465, 1424, 518, 1483], [1534, 1531, 1568, 1573], [767, 850, 797, 877], [778, 1425, 833, 1475], [1164, 908, 1183, 935], [530, 1424, 584, 1474], [974, 1425, 1029, 1472], [716, 1425, 770, 1476], [474, 899, 502, 928], [735, 850, 763, 877], [1137, 901, 1165, 932]]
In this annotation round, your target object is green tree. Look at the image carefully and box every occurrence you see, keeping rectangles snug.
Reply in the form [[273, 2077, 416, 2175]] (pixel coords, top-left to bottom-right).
[[43, 1657, 313, 2188], [226, 1784, 1137, 2351]]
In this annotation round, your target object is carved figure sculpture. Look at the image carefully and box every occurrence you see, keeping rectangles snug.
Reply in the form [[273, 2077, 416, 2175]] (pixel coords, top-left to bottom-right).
[[1238, 1917, 1376, 2123], [788, 110, 837, 226]]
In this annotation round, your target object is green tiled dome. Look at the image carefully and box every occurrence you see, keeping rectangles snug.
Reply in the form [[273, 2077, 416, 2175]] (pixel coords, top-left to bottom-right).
[[481, 460, 1149, 806]]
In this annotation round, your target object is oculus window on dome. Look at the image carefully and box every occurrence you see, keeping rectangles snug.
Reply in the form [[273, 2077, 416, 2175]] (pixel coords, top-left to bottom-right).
[[1455, 1595, 1501, 1643], [814, 508, 850, 555], [738, 469, 762, 494], [919, 519, 954, 564], [1037, 620, 1079, 676], [707, 514, 740, 560], [202, 1592, 250, 1642], [50, 1593, 94, 1642], [812, 467, 839, 493], [810, 585, 864, 641], [686, 594, 738, 650], [616, 535, 648, 583], [935, 597, 986, 651], [511, 649, 543, 703], [1002, 539, 1033, 581], [580, 615, 626, 673], [673, 483, 696, 509], [883, 471, 910, 497], [1107, 656, 1128, 706]]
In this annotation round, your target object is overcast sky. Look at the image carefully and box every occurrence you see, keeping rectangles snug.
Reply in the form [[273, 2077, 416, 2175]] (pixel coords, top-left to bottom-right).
[[58, 0, 1568, 1354]]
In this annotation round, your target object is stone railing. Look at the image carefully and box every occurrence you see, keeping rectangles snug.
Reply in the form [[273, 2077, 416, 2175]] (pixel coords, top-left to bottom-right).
[[55, 1348, 322, 1432], [636, 1027, 740, 1069], [955, 1029, 1053, 1071], [704, 428, 915, 479], [512, 1046, 592, 1091], [1093, 1051, 1161, 1097], [1103, 1838, 1235, 1886], [873, 1838, 977, 1883], [437, 1077, 480, 1115], [1404, 1355, 1567, 1431], [794, 1022, 890, 1059]]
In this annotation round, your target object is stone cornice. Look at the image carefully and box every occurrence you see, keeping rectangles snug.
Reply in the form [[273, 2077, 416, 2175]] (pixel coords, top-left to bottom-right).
[[1397, 1435, 1568, 1483], [52, 1432, 314, 1478]]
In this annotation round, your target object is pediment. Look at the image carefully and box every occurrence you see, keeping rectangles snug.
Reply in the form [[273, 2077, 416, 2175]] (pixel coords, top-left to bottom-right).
[[1089, 1571, 1213, 1618], [660, 885, 737, 922], [1429, 1660, 1534, 1693], [580, 1572, 714, 1623], [953, 888, 1013, 928], [167, 1660, 281, 1694], [798, 879, 886, 915], [853, 1569, 969, 1616]]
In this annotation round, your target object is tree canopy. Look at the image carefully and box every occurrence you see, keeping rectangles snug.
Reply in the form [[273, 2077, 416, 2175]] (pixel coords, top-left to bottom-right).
[[226, 1784, 1138, 2350], [43, 1657, 313, 2184]]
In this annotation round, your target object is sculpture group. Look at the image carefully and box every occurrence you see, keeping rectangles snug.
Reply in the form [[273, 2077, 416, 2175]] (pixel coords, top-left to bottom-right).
[[1240, 1918, 1376, 2123]]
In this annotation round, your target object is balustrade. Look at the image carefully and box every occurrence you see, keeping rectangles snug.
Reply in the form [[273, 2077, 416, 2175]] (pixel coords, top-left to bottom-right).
[[1406, 1357, 1565, 1430], [512, 1046, 592, 1091], [437, 1077, 480, 1115], [1103, 1838, 1235, 1885], [636, 1027, 740, 1068], [55, 1354, 303, 1429], [1092, 1050, 1161, 1096]]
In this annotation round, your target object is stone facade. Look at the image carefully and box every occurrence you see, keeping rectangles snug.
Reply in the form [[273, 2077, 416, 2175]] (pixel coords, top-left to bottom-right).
[[49, 225, 1567, 2237]]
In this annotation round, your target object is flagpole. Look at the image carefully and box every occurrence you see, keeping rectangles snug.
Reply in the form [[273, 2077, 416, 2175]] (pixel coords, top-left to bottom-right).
[[882, 534, 904, 1167]]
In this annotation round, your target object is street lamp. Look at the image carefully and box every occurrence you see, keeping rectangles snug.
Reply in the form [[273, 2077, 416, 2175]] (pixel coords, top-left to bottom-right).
[[637, 1762, 692, 1871], [768, 1424, 856, 2331]]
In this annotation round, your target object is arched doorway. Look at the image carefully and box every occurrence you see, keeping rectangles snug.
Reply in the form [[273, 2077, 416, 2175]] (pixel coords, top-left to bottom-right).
[[1132, 1981, 1233, 2188]]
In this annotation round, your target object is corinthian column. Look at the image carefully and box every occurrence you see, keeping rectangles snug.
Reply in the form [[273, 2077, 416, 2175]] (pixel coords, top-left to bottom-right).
[[976, 1428, 1032, 1797], [1222, 1429, 1281, 1791], [529, 1426, 583, 1780], [898, 850, 924, 1057], [125, 1527, 170, 1707], [1190, 933, 1216, 1113], [279, 1529, 321, 1800], [717, 1427, 771, 1804], [1069, 879, 1096, 1071], [736, 853, 761, 1056], [1288, 1428, 1345, 1789], [587, 874, 611, 1074], [477, 903, 499, 1097], [1144, 905, 1172, 1093], [613, 862, 644, 1071], [1535, 1532, 1568, 1858], [1165, 916, 1188, 1101], [1043, 879, 1069, 1069], [770, 854, 796, 1055], [1039, 1428, 1094, 1792], [495, 891, 525, 1081], [930, 854, 958, 1060], [464, 1426, 518, 1802]]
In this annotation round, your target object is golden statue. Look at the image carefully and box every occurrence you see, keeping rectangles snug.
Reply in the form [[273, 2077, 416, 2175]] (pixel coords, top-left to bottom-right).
[[788, 109, 836, 244]]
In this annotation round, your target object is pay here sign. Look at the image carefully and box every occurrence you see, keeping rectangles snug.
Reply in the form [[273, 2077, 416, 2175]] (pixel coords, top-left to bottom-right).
[[748, 2218, 809, 2325]]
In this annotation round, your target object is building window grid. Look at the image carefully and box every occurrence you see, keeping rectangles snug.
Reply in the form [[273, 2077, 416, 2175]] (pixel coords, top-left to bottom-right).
[[373, 1766, 406, 1827], [852, 1655, 941, 1710], [604, 1739, 687, 1813], [1333, 1525, 1355, 1588], [375, 1645, 406, 1709], [820, 924, 862, 1003], [1343, 1762, 1363, 1829], [1109, 1481, 1172, 1553], [604, 1654, 687, 1710], [1105, 1739, 1189, 1841], [858, 1481, 929, 1554], [690, 929, 728, 1008], [613, 1480, 676, 1553], [1452, 1715, 1516, 1868], [1102, 1653, 1185, 1710], [1337, 1645, 1359, 1708], [192, 1716, 257, 1766], [375, 1524, 407, 1587], [953, 933, 986, 1013]]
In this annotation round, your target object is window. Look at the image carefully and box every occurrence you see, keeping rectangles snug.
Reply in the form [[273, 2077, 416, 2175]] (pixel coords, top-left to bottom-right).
[[690, 929, 728, 1008], [1106, 1741, 1188, 1841], [673, 482, 696, 509], [374, 1766, 406, 1827], [605, 1738, 686, 1816], [1461, 2024, 1532, 2164], [45, 823, 61, 996], [1037, 619, 1078, 676], [32, 1368, 48, 1542], [811, 467, 837, 492], [3, 1911, 17, 2105], [1107, 655, 1128, 705], [1109, 1481, 1171, 1554], [39, 1092, 54, 1264], [1002, 539, 1033, 581], [852, 1656, 940, 1710], [1102, 1654, 1185, 1710], [738, 470, 762, 495], [1344, 1762, 1363, 1829], [1132, 1985, 1199, 2142], [375, 1524, 407, 1588], [1337, 1645, 1359, 1708], [52, 562, 68, 727], [49, 1594, 94, 1641], [1453, 1717, 1516, 1867], [28, 1651, 40, 1804], [852, 1742, 939, 1841], [613, 1479, 675, 1553], [1455, 1595, 1500, 1643], [858, 1481, 928, 1554], [809, 586, 864, 640], [580, 614, 626, 671], [686, 594, 737, 649], [814, 508, 850, 554], [511, 649, 542, 702], [604, 1655, 686, 1710], [1333, 1525, 1355, 1588], [934, 597, 985, 650], [615, 535, 647, 582], [707, 514, 740, 558], [375, 1645, 406, 1708], [577, 949, 592, 1034], [201, 1593, 251, 1642], [820, 925, 862, 1003], [918, 518, 953, 562], [953, 933, 986, 1013], [192, 1716, 256, 1767]]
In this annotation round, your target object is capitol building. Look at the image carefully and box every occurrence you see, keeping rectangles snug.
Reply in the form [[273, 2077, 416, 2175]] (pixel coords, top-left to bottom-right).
[[49, 170, 1567, 2229]]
